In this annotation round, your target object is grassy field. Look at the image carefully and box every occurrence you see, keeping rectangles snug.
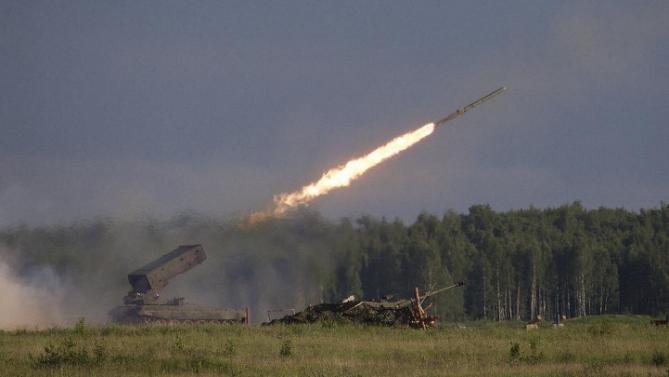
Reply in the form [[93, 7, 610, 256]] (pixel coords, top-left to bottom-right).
[[0, 316, 667, 377]]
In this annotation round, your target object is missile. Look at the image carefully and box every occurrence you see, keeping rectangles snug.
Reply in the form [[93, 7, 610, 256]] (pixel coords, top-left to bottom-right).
[[434, 86, 506, 127]]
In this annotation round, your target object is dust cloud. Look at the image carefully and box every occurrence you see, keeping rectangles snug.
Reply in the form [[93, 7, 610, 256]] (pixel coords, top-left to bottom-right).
[[0, 211, 343, 327], [0, 255, 67, 329]]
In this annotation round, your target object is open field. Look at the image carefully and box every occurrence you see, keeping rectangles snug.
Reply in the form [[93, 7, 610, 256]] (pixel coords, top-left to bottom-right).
[[0, 316, 667, 377]]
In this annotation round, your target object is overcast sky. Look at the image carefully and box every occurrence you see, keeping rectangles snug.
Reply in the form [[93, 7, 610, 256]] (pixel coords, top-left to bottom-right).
[[1, 1, 668, 226]]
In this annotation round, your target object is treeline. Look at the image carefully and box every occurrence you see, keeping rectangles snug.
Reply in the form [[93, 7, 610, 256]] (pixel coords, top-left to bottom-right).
[[327, 202, 669, 321], [0, 202, 667, 322]]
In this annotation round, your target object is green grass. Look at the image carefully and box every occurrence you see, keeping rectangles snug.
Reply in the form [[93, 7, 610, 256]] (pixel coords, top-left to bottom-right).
[[1, 315, 668, 376]]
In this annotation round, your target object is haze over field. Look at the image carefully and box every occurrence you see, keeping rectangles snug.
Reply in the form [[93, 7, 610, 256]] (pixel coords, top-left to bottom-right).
[[1, 2, 668, 227]]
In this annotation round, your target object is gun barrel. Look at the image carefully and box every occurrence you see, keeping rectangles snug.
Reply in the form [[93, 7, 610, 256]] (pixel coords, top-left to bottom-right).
[[418, 281, 465, 304], [434, 86, 506, 127]]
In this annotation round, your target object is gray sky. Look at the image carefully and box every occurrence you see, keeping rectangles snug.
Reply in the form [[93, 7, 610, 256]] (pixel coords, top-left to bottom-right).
[[1, 1, 668, 226]]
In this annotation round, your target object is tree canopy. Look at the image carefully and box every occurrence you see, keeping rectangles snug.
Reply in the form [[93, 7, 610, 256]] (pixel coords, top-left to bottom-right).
[[1, 202, 668, 322]]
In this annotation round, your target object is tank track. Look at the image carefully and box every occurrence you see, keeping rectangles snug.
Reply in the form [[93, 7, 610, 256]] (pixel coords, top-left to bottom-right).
[[140, 318, 244, 325]]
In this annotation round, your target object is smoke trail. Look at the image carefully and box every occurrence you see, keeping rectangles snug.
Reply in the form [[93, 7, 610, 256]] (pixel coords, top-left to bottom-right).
[[250, 122, 435, 221]]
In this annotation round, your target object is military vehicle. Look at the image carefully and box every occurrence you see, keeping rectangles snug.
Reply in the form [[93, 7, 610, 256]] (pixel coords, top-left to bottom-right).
[[268, 282, 464, 328], [109, 244, 249, 324]]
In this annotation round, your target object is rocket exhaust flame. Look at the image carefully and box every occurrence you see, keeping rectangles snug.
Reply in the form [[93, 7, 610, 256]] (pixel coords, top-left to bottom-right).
[[272, 122, 435, 216], [248, 86, 505, 223], [247, 123, 435, 223]]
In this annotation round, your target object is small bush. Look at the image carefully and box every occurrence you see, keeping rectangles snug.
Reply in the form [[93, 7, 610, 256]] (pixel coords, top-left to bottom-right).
[[173, 334, 185, 352], [161, 355, 235, 374], [509, 342, 520, 364], [188, 351, 209, 373], [280, 340, 293, 357], [525, 350, 544, 364], [74, 318, 87, 336], [223, 339, 236, 356], [33, 337, 93, 368], [507, 339, 544, 365], [653, 351, 666, 367], [94, 343, 107, 364]]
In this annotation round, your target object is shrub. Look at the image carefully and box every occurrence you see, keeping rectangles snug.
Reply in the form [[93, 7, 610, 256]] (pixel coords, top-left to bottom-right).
[[94, 343, 107, 364], [280, 340, 293, 357], [653, 351, 666, 367], [525, 350, 544, 364], [188, 351, 208, 373], [33, 337, 92, 368], [508, 339, 544, 365], [173, 334, 185, 352], [161, 354, 234, 374], [74, 318, 87, 336], [223, 339, 236, 356], [509, 342, 520, 364]]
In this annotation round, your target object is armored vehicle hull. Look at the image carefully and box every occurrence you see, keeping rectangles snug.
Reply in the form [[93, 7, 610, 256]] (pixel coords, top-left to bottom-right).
[[110, 303, 248, 325], [109, 245, 249, 325]]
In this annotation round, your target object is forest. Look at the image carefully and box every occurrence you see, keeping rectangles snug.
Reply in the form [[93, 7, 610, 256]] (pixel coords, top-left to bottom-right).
[[1, 202, 667, 324]]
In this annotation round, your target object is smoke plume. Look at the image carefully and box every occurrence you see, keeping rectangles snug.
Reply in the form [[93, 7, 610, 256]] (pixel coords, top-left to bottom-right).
[[0, 212, 341, 327], [0, 255, 67, 329]]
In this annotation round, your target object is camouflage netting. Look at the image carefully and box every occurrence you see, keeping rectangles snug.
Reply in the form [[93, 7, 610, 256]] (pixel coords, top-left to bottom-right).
[[266, 301, 415, 326], [267, 283, 464, 327]]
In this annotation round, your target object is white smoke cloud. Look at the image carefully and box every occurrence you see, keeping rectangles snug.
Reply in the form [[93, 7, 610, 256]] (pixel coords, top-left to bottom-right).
[[0, 254, 67, 329]]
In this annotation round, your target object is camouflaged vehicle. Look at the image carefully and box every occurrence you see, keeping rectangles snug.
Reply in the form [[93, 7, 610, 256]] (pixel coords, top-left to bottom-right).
[[268, 282, 464, 328]]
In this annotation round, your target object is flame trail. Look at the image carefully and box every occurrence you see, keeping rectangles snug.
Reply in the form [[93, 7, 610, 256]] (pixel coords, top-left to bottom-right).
[[247, 86, 506, 223], [250, 122, 435, 221]]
